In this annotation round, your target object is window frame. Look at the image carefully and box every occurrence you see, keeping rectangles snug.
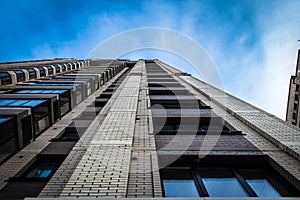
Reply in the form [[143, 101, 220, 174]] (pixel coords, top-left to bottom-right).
[[160, 167, 296, 197], [152, 116, 241, 135]]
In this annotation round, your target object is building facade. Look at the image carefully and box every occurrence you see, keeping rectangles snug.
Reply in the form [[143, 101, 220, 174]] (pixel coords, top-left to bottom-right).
[[287, 49, 300, 127], [0, 59, 299, 199]]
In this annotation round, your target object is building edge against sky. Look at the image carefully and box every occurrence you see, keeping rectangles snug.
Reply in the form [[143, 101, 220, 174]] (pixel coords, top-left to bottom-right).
[[0, 55, 299, 198], [287, 49, 300, 127]]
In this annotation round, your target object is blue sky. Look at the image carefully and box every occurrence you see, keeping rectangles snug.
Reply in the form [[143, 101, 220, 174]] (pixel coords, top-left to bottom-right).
[[0, 0, 300, 119]]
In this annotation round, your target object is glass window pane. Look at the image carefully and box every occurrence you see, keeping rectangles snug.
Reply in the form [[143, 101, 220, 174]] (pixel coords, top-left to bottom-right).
[[22, 100, 45, 107], [15, 90, 24, 94], [163, 179, 200, 197], [54, 90, 67, 94], [0, 72, 9, 77], [26, 164, 57, 178], [202, 178, 249, 197], [246, 179, 281, 197], [27, 69, 35, 72], [0, 117, 11, 123], [34, 83, 78, 86], [13, 70, 23, 74], [0, 100, 14, 106], [8, 100, 29, 106]]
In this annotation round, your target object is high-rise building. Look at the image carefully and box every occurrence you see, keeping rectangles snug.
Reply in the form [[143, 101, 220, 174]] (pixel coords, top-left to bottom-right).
[[0, 58, 299, 199], [287, 49, 300, 127]]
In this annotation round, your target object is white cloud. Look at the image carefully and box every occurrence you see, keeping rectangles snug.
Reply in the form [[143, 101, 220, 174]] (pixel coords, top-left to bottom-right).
[[242, 1, 300, 119]]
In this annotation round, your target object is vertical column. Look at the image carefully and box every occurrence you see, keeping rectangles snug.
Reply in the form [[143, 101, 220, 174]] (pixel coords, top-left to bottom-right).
[[59, 61, 142, 198], [126, 61, 162, 197]]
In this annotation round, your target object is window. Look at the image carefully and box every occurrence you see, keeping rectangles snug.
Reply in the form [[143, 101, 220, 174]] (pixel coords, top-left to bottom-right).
[[0, 116, 17, 163], [295, 94, 299, 102], [14, 89, 71, 116], [25, 163, 57, 178], [0, 99, 45, 107], [46, 66, 53, 75], [26, 68, 36, 79], [59, 64, 66, 71], [293, 112, 297, 120], [202, 177, 249, 197], [246, 179, 281, 197], [0, 72, 12, 85], [294, 103, 298, 110], [160, 167, 297, 197], [66, 63, 71, 70], [58, 129, 80, 141], [163, 180, 200, 197], [38, 67, 46, 76], [161, 169, 200, 197], [34, 83, 79, 86], [15, 89, 67, 94], [150, 99, 206, 109], [153, 117, 239, 135], [54, 65, 60, 73], [13, 70, 25, 82]]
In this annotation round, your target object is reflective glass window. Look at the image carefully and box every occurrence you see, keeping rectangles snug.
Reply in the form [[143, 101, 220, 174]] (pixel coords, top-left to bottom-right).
[[163, 179, 200, 197], [15, 89, 66, 94], [0, 117, 10, 123], [22, 100, 45, 107], [13, 70, 23, 74], [246, 179, 281, 197], [8, 100, 30, 106], [0, 100, 15, 106], [0, 72, 10, 77], [202, 178, 249, 197], [34, 83, 78, 86], [25, 163, 57, 178], [27, 68, 35, 72]]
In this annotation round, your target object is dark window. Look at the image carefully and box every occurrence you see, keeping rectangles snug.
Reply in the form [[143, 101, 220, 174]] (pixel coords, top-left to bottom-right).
[[54, 65, 60, 73], [71, 63, 76, 69], [46, 66, 53, 75], [33, 100, 51, 135], [26, 68, 36, 79], [295, 94, 299, 102], [294, 103, 298, 110], [67, 63, 71, 70], [0, 151, 65, 199], [13, 70, 25, 82], [0, 117, 17, 163], [0, 99, 50, 137], [38, 67, 46, 76], [150, 99, 207, 109], [60, 64, 66, 71], [160, 167, 298, 197], [25, 163, 57, 178], [0, 72, 12, 85], [296, 84, 299, 92], [59, 131, 80, 141], [153, 117, 239, 135]]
